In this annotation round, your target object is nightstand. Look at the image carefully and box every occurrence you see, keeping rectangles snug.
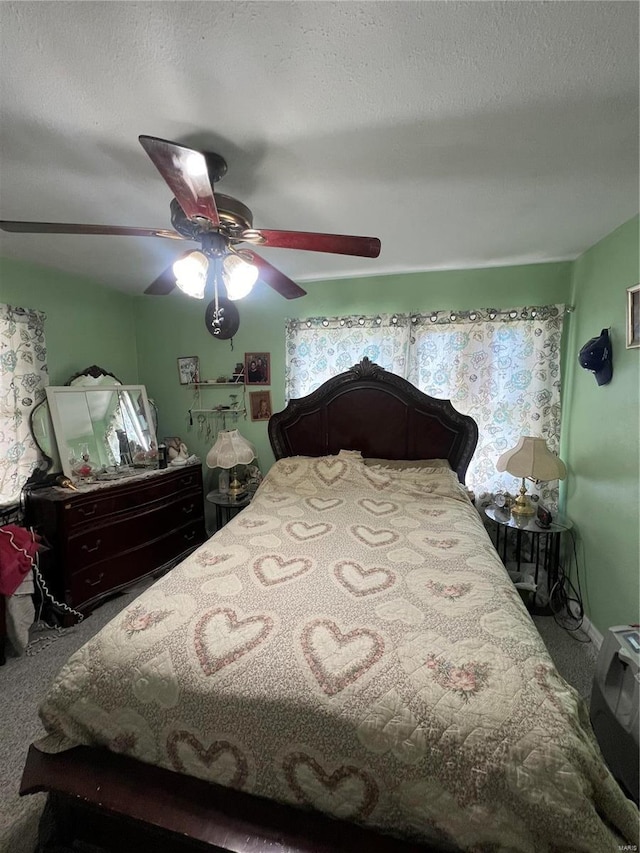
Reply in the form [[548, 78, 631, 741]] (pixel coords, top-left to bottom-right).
[[206, 490, 252, 530], [484, 505, 572, 596]]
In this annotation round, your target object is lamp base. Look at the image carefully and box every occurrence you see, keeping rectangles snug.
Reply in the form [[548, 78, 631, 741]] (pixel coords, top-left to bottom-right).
[[228, 475, 246, 498], [510, 479, 536, 517]]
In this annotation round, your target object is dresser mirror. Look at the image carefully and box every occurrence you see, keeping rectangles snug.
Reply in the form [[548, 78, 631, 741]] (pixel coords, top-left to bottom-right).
[[30, 365, 158, 476], [46, 384, 158, 481]]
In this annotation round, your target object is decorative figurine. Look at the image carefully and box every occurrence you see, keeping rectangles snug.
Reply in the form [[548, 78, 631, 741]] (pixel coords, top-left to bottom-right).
[[165, 436, 190, 466]]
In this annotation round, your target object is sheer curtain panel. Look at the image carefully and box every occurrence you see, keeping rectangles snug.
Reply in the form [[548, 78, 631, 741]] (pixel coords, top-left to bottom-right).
[[407, 305, 565, 503], [285, 314, 410, 401], [0, 305, 48, 505]]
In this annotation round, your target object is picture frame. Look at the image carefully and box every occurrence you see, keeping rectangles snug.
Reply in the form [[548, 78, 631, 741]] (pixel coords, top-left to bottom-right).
[[244, 352, 270, 385], [626, 283, 640, 349], [250, 390, 272, 421], [177, 356, 200, 385]]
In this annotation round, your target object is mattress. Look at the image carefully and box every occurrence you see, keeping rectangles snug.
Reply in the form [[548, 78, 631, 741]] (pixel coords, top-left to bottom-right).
[[37, 451, 638, 852]]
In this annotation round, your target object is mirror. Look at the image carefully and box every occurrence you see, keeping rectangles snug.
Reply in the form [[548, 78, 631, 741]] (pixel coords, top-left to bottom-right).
[[30, 365, 158, 475], [46, 385, 158, 481]]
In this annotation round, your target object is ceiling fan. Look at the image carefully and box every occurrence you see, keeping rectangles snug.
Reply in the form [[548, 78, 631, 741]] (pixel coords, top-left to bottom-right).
[[0, 136, 382, 312]]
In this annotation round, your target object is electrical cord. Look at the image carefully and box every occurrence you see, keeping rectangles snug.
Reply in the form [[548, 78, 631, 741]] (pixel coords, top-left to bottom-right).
[[546, 527, 590, 642], [27, 552, 84, 656]]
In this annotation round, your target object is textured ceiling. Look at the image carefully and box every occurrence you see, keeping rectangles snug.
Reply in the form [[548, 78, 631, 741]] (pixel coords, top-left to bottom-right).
[[0, 1, 638, 296]]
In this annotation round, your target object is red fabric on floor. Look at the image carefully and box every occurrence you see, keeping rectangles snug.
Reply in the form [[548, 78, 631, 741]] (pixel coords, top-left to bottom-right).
[[0, 525, 41, 596]]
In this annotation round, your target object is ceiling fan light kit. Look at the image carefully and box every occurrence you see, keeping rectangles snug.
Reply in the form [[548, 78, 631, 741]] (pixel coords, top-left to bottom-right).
[[0, 134, 381, 313], [222, 253, 259, 301], [173, 251, 209, 299]]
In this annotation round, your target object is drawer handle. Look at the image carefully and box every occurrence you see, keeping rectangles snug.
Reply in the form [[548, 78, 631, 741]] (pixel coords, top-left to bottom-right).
[[81, 539, 102, 554], [179, 476, 194, 487], [182, 503, 194, 515], [78, 504, 98, 518], [183, 530, 196, 542], [85, 573, 104, 587]]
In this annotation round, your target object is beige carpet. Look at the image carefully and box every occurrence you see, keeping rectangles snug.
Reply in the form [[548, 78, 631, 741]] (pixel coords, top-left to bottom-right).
[[0, 577, 155, 853]]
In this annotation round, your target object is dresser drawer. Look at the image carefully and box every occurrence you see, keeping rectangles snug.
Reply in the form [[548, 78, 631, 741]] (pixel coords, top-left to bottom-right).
[[67, 492, 204, 571], [70, 519, 205, 608], [63, 468, 203, 532], [26, 462, 205, 615]]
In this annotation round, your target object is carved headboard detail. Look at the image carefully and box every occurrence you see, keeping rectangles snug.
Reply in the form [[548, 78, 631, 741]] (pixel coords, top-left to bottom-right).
[[268, 358, 478, 483]]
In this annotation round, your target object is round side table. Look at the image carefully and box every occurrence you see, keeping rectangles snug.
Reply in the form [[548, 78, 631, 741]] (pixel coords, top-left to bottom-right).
[[206, 490, 251, 530], [484, 505, 572, 594]]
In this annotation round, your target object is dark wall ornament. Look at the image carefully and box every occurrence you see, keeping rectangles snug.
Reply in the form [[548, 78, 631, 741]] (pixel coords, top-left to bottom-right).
[[205, 297, 240, 343]]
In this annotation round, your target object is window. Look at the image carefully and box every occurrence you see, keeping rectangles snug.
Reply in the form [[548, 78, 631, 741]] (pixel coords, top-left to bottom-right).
[[0, 305, 48, 505], [286, 305, 565, 503]]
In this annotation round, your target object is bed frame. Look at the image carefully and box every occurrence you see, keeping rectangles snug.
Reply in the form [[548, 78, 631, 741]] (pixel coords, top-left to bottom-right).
[[20, 359, 478, 853]]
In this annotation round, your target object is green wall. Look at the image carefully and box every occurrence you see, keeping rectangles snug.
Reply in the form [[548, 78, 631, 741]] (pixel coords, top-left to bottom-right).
[[0, 257, 138, 384], [562, 216, 640, 634]]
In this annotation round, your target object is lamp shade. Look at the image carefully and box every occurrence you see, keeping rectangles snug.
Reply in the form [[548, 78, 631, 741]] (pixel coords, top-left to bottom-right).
[[222, 253, 258, 301], [173, 251, 208, 299], [496, 436, 566, 481], [206, 429, 256, 469]]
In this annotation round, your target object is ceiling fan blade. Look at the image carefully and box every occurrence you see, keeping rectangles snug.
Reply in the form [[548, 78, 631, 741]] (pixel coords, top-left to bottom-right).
[[252, 229, 381, 258], [139, 135, 220, 226], [0, 220, 186, 239], [144, 264, 177, 296], [244, 250, 307, 299]]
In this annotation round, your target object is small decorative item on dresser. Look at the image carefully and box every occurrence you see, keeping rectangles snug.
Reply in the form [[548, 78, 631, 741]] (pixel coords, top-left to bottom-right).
[[157, 444, 168, 469], [627, 284, 640, 349]]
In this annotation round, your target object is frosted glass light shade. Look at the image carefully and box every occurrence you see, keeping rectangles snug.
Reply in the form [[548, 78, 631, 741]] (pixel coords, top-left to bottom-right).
[[222, 253, 258, 301], [173, 251, 208, 299], [206, 429, 256, 469], [496, 436, 566, 481]]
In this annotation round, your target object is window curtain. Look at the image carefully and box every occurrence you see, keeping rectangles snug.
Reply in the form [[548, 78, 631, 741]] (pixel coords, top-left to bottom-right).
[[0, 304, 48, 505], [407, 305, 565, 505], [285, 314, 410, 401], [285, 305, 565, 505]]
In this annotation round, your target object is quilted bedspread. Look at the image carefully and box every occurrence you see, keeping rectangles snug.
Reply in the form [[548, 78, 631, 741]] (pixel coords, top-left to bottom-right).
[[38, 452, 638, 852]]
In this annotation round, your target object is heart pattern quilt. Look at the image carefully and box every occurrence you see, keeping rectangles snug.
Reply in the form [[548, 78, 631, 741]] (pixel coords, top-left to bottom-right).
[[39, 452, 638, 853]]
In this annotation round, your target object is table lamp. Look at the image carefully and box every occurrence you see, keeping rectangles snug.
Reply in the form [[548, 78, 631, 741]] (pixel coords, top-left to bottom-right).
[[496, 436, 566, 517], [206, 429, 256, 498]]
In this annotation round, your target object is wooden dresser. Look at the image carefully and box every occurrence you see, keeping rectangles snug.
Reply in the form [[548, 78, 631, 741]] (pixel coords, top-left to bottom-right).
[[25, 462, 206, 615]]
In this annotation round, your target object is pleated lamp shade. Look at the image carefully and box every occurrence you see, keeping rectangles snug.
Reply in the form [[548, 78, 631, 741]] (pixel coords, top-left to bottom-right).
[[496, 437, 566, 481], [206, 429, 256, 469]]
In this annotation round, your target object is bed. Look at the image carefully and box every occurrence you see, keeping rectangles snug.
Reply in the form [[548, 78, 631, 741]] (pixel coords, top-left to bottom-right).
[[20, 359, 637, 853]]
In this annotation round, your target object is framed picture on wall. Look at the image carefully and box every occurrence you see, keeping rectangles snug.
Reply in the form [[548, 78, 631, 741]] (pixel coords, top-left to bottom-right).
[[177, 356, 200, 385], [627, 283, 640, 349], [250, 390, 272, 421], [244, 352, 270, 385]]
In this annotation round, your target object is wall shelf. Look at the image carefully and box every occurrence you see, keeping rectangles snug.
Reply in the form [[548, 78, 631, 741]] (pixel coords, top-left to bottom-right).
[[189, 408, 246, 416], [189, 381, 244, 387], [187, 384, 247, 439]]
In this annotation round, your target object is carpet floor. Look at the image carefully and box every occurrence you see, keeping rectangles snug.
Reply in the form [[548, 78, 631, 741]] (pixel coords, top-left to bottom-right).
[[0, 583, 597, 853]]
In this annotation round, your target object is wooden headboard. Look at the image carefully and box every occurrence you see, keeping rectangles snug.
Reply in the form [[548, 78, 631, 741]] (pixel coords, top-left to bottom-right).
[[268, 358, 478, 484]]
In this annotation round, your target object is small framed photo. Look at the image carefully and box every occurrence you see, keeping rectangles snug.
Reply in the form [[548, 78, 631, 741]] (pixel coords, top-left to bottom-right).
[[177, 356, 200, 385], [250, 390, 272, 421], [245, 352, 270, 385], [626, 284, 640, 349]]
